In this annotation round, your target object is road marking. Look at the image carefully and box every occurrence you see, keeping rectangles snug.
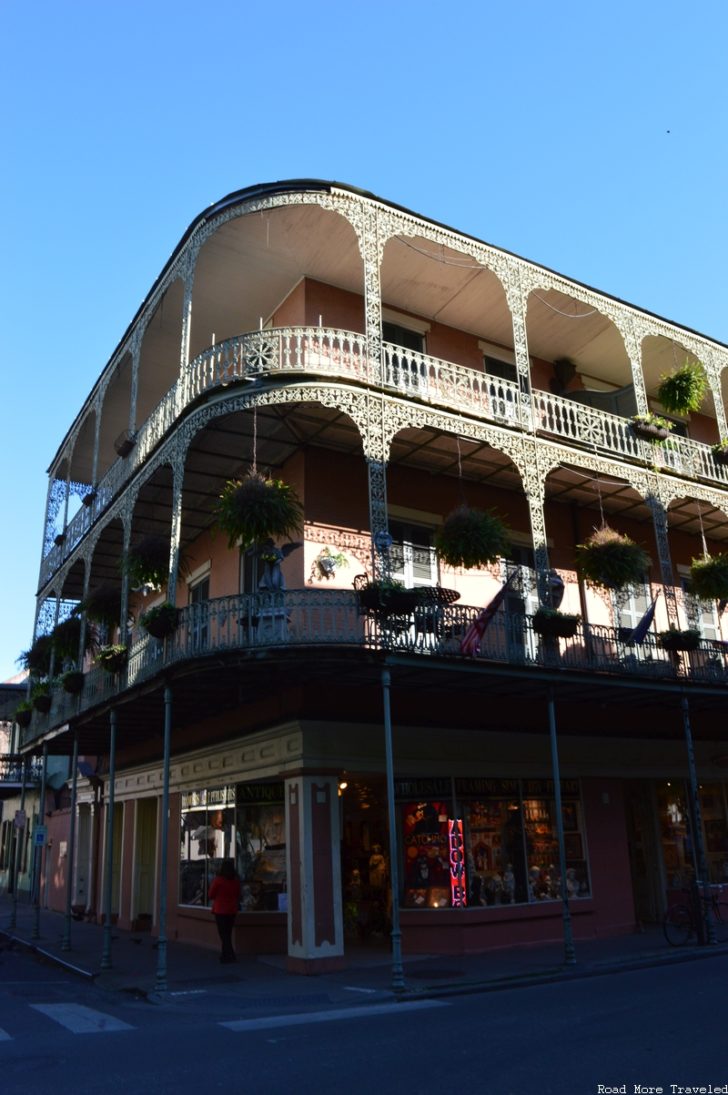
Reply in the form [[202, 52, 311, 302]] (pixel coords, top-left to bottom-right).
[[0, 1028, 11, 1042], [29, 1004, 134, 1034], [344, 986, 379, 994], [221, 999, 447, 1032]]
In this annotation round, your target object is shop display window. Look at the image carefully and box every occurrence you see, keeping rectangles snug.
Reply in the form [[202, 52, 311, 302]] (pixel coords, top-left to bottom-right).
[[657, 781, 728, 888], [394, 777, 591, 910], [179, 782, 287, 911]]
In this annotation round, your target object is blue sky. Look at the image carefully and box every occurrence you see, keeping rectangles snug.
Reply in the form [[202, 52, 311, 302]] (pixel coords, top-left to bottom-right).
[[1, 0, 727, 680]]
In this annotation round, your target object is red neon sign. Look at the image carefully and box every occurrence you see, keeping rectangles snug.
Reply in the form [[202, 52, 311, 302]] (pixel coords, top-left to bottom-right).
[[448, 818, 467, 907]]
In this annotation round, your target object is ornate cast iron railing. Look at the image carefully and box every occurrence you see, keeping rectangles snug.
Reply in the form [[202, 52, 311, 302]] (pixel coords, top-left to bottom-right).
[[20, 590, 728, 747], [0, 754, 43, 783]]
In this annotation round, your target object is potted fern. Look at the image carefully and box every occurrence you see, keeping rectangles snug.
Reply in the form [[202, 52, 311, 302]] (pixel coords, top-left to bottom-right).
[[215, 470, 303, 550], [434, 505, 510, 569], [690, 553, 728, 602], [575, 526, 651, 591], [354, 576, 424, 615], [139, 601, 179, 640], [79, 585, 121, 632], [712, 441, 728, 466], [657, 359, 706, 416]]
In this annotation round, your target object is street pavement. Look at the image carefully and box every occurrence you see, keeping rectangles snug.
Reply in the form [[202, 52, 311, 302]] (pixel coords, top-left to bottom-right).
[[2, 890, 727, 1016]]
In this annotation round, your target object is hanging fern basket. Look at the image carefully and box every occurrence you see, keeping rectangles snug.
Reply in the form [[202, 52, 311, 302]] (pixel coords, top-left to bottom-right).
[[215, 471, 303, 550], [61, 670, 85, 694], [122, 535, 171, 591], [434, 505, 510, 570], [575, 526, 650, 591], [657, 360, 706, 416], [658, 628, 701, 652], [140, 602, 179, 640], [690, 553, 728, 602]]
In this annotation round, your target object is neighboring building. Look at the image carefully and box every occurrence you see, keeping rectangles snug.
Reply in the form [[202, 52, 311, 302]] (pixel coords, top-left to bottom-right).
[[16, 180, 728, 972]]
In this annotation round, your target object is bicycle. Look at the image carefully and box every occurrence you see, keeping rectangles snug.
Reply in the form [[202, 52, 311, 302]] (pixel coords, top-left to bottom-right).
[[663, 883, 728, 946]]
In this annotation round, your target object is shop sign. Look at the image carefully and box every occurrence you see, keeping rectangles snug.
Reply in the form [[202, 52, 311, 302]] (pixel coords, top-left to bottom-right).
[[522, 778, 580, 798], [236, 782, 285, 805], [395, 777, 451, 800], [448, 819, 467, 907], [455, 777, 519, 797]]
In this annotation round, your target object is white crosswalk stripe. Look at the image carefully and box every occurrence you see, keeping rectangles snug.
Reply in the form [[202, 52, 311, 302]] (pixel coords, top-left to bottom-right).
[[0, 1028, 12, 1042], [220, 999, 448, 1032], [29, 1003, 133, 1034]]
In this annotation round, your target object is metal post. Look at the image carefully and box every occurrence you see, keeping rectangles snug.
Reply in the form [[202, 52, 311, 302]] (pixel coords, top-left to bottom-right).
[[547, 688, 576, 966], [381, 668, 405, 993], [9, 757, 28, 930], [61, 732, 79, 951], [155, 684, 173, 992], [101, 709, 117, 970], [32, 745, 48, 939], [681, 692, 715, 944]]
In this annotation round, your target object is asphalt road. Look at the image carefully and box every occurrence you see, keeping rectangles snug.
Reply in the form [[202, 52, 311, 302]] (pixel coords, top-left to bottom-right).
[[1, 943, 726, 1095]]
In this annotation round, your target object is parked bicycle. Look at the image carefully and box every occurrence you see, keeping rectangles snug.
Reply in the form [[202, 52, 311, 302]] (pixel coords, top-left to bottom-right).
[[663, 883, 728, 946]]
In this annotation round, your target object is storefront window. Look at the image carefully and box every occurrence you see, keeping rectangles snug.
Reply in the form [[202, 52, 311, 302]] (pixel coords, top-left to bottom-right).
[[179, 786, 236, 906], [657, 781, 728, 888], [394, 777, 590, 910], [179, 782, 287, 910]]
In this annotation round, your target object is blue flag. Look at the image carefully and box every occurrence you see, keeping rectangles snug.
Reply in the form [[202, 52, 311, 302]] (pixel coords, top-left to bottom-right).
[[624, 594, 659, 645]]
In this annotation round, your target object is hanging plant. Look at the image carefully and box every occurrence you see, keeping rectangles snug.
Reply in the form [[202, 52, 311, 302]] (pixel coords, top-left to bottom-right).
[[214, 470, 303, 550], [658, 627, 701, 652], [434, 505, 511, 570], [690, 553, 728, 602], [78, 585, 121, 631], [712, 441, 728, 466], [630, 413, 674, 442], [95, 643, 128, 674], [575, 526, 651, 591], [139, 601, 179, 640], [657, 359, 706, 416], [315, 547, 349, 580], [61, 669, 85, 694], [15, 701, 33, 728], [31, 682, 52, 713], [532, 607, 581, 639], [18, 633, 54, 677], [52, 614, 97, 665], [122, 535, 171, 591]]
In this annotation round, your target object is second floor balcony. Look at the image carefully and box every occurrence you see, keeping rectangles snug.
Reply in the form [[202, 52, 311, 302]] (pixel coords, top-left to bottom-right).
[[19, 588, 728, 749]]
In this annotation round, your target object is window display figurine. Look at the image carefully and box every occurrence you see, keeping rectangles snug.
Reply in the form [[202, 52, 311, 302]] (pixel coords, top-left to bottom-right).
[[565, 868, 578, 898], [502, 864, 516, 904], [368, 845, 387, 890]]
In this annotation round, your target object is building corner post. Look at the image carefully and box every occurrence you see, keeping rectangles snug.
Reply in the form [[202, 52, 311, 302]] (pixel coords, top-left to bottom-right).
[[547, 688, 576, 966], [382, 667, 405, 993], [155, 684, 173, 992]]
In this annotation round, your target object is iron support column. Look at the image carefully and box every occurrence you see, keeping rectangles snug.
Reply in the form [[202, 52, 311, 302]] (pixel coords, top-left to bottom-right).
[[155, 684, 173, 992], [101, 709, 118, 969], [381, 668, 405, 993], [9, 757, 28, 930], [681, 692, 715, 944], [547, 688, 576, 966], [61, 732, 79, 951], [32, 744, 48, 938]]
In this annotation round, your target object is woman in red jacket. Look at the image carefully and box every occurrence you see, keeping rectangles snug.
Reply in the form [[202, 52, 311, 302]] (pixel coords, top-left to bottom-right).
[[208, 860, 241, 963]]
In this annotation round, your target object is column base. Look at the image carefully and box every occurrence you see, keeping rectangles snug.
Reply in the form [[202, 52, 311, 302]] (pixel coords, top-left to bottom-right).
[[286, 954, 345, 975]]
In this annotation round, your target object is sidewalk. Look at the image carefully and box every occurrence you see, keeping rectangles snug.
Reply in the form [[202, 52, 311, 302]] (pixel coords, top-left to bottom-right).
[[2, 893, 726, 1012]]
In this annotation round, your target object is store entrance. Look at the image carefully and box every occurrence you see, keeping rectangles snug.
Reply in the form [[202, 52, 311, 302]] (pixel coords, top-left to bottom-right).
[[340, 777, 391, 944], [624, 781, 664, 925]]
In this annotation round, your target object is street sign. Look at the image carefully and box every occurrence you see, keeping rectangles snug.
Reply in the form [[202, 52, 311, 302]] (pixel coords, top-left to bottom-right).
[[33, 825, 47, 846], [14, 809, 26, 829]]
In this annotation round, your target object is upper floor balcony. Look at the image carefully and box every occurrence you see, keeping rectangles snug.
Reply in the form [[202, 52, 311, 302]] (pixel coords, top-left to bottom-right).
[[19, 588, 728, 750], [40, 328, 728, 589], [0, 754, 43, 793]]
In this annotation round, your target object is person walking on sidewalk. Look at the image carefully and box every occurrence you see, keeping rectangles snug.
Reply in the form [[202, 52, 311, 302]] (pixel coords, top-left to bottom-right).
[[209, 860, 241, 963]]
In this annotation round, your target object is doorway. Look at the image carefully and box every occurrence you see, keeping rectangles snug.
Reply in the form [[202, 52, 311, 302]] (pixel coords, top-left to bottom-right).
[[624, 781, 664, 925], [133, 798, 158, 931], [340, 778, 390, 943]]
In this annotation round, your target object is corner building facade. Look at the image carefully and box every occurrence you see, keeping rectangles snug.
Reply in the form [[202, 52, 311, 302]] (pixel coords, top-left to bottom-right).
[[21, 180, 728, 971]]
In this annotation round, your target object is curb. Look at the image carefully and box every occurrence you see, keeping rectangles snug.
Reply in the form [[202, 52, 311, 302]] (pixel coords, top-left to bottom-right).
[[0, 928, 95, 981]]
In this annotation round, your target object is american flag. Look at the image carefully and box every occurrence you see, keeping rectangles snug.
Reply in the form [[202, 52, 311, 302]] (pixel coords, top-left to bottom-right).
[[460, 571, 518, 656]]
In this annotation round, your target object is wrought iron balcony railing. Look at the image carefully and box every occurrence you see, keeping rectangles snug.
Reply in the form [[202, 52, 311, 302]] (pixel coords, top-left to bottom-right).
[[41, 327, 728, 588], [0, 754, 43, 783], [19, 590, 728, 747]]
